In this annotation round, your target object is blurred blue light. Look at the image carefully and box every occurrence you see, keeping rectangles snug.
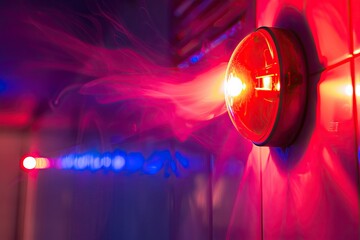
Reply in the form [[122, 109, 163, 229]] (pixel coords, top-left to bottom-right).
[[144, 150, 168, 174], [101, 153, 112, 169], [125, 152, 145, 172], [189, 52, 205, 64], [112, 150, 126, 171], [90, 156, 102, 170], [170, 159, 179, 176], [60, 154, 74, 169], [175, 152, 189, 168], [178, 22, 242, 68], [112, 155, 126, 171], [74, 154, 90, 170], [56, 149, 192, 177], [190, 55, 200, 64]]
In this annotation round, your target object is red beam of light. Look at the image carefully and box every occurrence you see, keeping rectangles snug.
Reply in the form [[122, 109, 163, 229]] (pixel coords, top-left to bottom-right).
[[144, 63, 228, 121], [79, 63, 228, 142], [80, 63, 228, 122]]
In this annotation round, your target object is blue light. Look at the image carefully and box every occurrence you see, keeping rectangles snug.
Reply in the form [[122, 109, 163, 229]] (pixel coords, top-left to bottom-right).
[[177, 22, 242, 68], [90, 156, 102, 170], [101, 153, 112, 169], [125, 152, 144, 172], [56, 149, 192, 177], [170, 158, 179, 176], [143, 150, 169, 174], [189, 52, 205, 64], [190, 55, 200, 64], [112, 150, 126, 171], [74, 154, 90, 170], [175, 152, 190, 168], [60, 154, 74, 169], [112, 155, 126, 171]]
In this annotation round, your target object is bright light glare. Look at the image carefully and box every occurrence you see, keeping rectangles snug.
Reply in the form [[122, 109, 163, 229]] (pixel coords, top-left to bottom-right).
[[345, 85, 353, 96], [102, 156, 112, 168], [112, 156, 125, 170], [262, 76, 272, 90], [343, 84, 360, 96], [23, 156, 36, 170], [226, 74, 246, 97], [275, 81, 280, 91]]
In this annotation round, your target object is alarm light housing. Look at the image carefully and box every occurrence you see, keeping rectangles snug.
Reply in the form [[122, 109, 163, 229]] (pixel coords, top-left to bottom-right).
[[224, 27, 307, 147]]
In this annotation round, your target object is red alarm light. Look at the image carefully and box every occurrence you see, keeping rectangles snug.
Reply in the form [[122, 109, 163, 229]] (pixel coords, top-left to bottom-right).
[[224, 27, 307, 146]]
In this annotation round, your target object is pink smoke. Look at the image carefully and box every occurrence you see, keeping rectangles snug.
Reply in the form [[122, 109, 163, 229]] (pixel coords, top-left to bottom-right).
[[0, 4, 228, 142]]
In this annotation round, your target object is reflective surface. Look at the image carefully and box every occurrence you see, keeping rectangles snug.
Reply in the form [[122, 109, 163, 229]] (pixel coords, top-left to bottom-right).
[[211, 117, 260, 240], [254, 0, 360, 239], [262, 63, 359, 239]]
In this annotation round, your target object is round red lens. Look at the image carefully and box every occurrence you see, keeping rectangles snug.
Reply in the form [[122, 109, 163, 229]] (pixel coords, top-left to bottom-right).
[[225, 27, 306, 146]]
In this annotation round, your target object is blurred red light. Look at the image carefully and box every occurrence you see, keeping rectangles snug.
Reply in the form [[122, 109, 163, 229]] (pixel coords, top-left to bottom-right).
[[21, 156, 50, 170], [22, 156, 37, 170], [36, 157, 50, 169]]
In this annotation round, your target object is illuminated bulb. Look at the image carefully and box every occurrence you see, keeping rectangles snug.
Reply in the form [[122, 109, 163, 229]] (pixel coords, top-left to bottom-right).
[[91, 157, 102, 170], [225, 74, 245, 97], [101, 156, 112, 168], [262, 76, 272, 90], [112, 156, 125, 170], [344, 85, 360, 96], [345, 85, 353, 96], [275, 81, 280, 91], [224, 27, 306, 146], [23, 156, 37, 170]]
